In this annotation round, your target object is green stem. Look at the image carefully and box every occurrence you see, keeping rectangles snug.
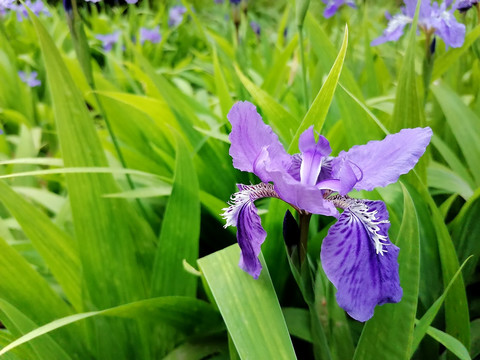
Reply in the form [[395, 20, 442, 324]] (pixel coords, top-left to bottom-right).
[[298, 213, 312, 265], [422, 31, 434, 106], [298, 26, 309, 111]]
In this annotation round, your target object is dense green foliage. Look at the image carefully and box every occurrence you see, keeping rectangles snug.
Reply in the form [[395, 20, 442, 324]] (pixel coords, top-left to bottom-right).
[[0, 1, 479, 359]]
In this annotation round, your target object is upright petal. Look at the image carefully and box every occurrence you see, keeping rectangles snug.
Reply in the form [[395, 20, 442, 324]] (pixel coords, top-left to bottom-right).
[[298, 126, 332, 186], [227, 101, 291, 182], [333, 127, 432, 192], [320, 200, 402, 321]]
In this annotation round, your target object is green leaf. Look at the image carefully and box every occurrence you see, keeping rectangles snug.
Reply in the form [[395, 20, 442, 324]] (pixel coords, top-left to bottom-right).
[[0, 237, 84, 357], [391, 0, 424, 131], [0, 300, 71, 360], [431, 82, 480, 185], [0, 181, 81, 310], [450, 188, 480, 283], [30, 9, 158, 359], [424, 324, 472, 360], [282, 307, 312, 343], [0, 297, 222, 357], [235, 65, 298, 145], [353, 183, 420, 360], [198, 244, 297, 360], [411, 256, 472, 355], [151, 133, 200, 297], [427, 162, 474, 200], [433, 25, 480, 80], [212, 46, 234, 119], [288, 25, 348, 152]]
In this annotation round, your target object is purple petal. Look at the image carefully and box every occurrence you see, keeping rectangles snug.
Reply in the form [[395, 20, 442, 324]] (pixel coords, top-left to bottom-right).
[[433, 10, 465, 48], [371, 13, 411, 46], [222, 183, 281, 278], [268, 169, 339, 217], [298, 126, 332, 186], [227, 101, 291, 182], [333, 127, 432, 192], [320, 200, 402, 321]]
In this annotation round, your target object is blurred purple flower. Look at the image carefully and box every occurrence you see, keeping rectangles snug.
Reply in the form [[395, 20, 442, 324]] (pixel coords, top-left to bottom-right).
[[139, 26, 161, 44], [322, 0, 356, 18], [18, 71, 41, 87], [168, 5, 186, 27], [456, 0, 478, 12], [125, 0, 138, 4], [250, 21, 260, 35], [13, 0, 50, 22], [230, 0, 242, 4], [372, 0, 465, 48], [96, 31, 120, 51], [85, 0, 101, 2], [222, 101, 432, 321]]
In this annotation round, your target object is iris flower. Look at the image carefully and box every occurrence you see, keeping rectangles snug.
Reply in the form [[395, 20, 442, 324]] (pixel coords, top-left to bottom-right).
[[322, 0, 356, 18], [96, 31, 120, 52], [18, 71, 41, 87], [168, 5, 186, 27], [139, 26, 162, 45], [222, 101, 432, 321], [372, 0, 465, 48]]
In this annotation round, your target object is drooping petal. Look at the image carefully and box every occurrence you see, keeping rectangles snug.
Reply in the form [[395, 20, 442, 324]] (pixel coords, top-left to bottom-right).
[[333, 127, 432, 192], [432, 9, 466, 48], [222, 183, 280, 279], [298, 126, 332, 186], [320, 200, 402, 322], [227, 101, 291, 182]]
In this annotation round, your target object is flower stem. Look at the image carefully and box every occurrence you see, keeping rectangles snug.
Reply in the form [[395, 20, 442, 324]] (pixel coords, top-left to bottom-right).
[[298, 213, 312, 264], [298, 26, 309, 111]]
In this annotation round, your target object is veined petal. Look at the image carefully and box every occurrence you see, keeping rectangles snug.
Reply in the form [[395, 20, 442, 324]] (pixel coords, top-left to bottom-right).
[[298, 126, 332, 186], [227, 101, 291, 182], [320, 200, 402, 322], [222, 183, 279, 278], [333, 127, 432, 192], [433, 10, 466, 48]]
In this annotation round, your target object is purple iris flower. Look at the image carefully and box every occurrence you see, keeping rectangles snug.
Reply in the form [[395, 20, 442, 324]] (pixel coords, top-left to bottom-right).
[[96, 31, 120, 52], [456, 0, 478, 12], [125, 0, 138, 3], [322, 0, 356, 18], [372, 0, 465, 48], [13, 0, 50, 21], [18, 71, 41, 87], [139, 26, 162, 44], [222, 101, 432, 321], [168, 5, 186, 27]]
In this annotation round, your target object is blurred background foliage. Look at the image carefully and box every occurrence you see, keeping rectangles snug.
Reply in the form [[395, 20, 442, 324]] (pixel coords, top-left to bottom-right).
[[0, 0, 479, 359]]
